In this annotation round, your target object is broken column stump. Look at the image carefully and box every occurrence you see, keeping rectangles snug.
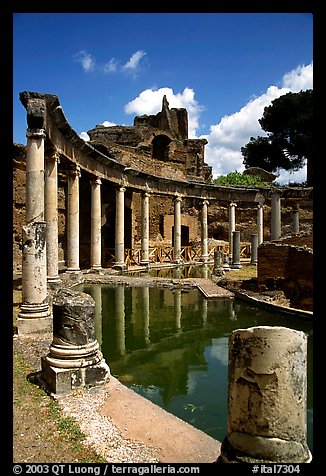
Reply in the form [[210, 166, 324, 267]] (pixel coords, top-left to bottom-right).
[[218, 326, 311, 463], [41, 288, 110, 394]]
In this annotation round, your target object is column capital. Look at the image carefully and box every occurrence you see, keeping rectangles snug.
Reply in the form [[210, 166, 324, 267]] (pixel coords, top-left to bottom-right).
[[46, 150, 60, 164], [68, 165, 81, 178], [26, 128, 46, 140], [202, 199, 209, 206], [118, 186, 126, 193], [229, 201, 237, 208], [91, 176, 102, 186], [142, 191, 150, 198], [174, 194, 183, 203]]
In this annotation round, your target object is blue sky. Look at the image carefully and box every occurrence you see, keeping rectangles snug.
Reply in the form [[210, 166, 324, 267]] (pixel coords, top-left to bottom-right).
[[13, 12, 313, 183]]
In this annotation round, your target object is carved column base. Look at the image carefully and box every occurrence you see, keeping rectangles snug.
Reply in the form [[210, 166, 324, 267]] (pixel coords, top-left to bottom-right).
[[41, 356, 110, 395], [18, 303, 52, 334]]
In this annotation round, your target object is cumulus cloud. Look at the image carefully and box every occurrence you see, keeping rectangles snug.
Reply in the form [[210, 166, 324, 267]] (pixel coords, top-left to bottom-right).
[[204, 63, 313, 183], [124, 86, 204, 138]]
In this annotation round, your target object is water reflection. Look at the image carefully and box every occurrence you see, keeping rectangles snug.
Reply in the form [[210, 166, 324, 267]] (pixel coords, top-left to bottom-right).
[[79, 283, 313, 451]]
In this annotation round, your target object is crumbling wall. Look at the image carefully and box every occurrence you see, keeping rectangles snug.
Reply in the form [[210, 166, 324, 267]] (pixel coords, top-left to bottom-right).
[[257, 234, 313, 311]]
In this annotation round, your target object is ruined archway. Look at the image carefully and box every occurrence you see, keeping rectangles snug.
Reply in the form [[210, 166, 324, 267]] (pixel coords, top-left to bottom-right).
[[152, 134, 172, 161]]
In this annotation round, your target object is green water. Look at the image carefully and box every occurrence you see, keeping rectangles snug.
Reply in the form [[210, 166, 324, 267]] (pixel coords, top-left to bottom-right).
[[78, 283, 313, 453]]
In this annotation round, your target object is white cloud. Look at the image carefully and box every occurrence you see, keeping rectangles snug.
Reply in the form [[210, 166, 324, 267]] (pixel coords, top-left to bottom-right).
[[74, 49, 147, 75], [74, 50, 95, 72], [79, 120, 116, 141], [122, 50, 146, 72], [79, 131, 90, 141], [102, 58, 118, 73], [204, 63, 313, 183], [124, 87, 204, 138], [102, 120, 116, 127]]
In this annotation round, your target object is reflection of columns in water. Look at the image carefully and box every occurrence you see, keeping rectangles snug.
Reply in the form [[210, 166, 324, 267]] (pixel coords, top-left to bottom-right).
[[173, 266, 183, 279], [115, 286, 126, 356], [202, 298, 208, 325], [142, 286, 150, 344], [228, 300, 237, 321], [90, 285, 103, 347], [174, 289, 182, 332], [201, 263, 209, 279]]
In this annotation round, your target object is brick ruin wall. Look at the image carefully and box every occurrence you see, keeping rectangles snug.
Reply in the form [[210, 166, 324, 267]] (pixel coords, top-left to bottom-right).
[[257, 234, 313, 311]]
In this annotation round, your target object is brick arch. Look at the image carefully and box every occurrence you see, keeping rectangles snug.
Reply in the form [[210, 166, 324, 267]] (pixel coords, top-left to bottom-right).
[[152, 134, 172, 161]]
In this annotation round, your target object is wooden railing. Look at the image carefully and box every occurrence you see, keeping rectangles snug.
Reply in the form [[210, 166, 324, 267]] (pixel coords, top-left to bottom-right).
[[104, 242, 251, 266]]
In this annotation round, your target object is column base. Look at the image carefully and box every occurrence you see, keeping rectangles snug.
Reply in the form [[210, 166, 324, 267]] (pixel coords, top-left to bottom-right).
[[17, 303, 52, 334], [41, 356, 110, 395], [90, 265, 102, 273], [66, 267, 81, 272], [200, 255, 209, 263], [47, 275, 61, 291], [217, 435, 312, 463], [230, 264, 242, 269], [113, 263, 128, 271], [140, 260, 150, 266]]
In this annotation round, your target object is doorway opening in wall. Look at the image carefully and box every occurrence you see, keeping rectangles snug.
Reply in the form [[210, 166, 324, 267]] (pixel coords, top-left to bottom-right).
[[172, 225, 190, 246]]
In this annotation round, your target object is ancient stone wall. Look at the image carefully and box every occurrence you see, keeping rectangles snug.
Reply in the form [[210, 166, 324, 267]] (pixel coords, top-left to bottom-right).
[[257, 234, 313, 311]]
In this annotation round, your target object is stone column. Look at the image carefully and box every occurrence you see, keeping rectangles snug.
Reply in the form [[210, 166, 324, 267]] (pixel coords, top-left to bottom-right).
[[174, 194, 182, 264], [250, 233, 258, 266], [271, 192, 281, 241], [219, 326, 311, 463], [231, 231, 241, 269], [257, 201, 264, 245], [115, 186, 126, 267], [140, 191, 150, 265], [18, 128, 50, 332], [228, 202, 237, 260], [67, 166, 81, 271], [90, 177, 102, 270], [45, 151, 60, 286], [201, 199, 209, 263], [293, 203, 300, 234]]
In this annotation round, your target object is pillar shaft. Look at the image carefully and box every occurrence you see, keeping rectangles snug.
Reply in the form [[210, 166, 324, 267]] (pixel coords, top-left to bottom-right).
[[293, 205, 300, 234], [18, 128, 50, 328], [67, 166, 81, 271], [115, 186, 125, 266], [257, 203, 264, 245], [231, 230, 241, 269], [25, 129, 46, 223], [201, 200, 209, 263], [140, 192, 150, 265], [174, 195, 182, 264], [271, 192, 281, 241], [229, 202, 237, 258], [45, 152, 60, 283], [250, 233, 258, 265], [220, 326, 311, 463], [91, 177, 102, 270]]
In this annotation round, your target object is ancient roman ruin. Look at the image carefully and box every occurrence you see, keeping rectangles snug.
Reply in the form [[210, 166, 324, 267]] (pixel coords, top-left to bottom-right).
[[13, 91, 313, 462]]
